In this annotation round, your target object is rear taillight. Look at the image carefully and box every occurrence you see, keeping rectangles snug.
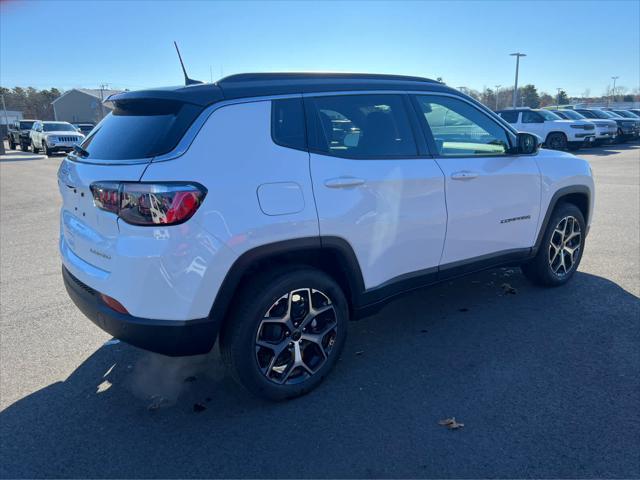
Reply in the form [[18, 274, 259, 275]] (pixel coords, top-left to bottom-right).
[[90, 182, 206, 226]]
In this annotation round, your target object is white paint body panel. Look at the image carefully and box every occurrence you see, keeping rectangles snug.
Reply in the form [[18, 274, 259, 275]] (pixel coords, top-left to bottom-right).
[[310, 154, 447, 288], [58, 93, 595, 325], [435, 154, 542, 265]]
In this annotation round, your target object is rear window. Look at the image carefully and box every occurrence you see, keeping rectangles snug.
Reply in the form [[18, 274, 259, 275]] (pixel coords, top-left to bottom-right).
[[44, 123, 75, 132], [19, 121, 34, 130], [80, 99, 203, 160]]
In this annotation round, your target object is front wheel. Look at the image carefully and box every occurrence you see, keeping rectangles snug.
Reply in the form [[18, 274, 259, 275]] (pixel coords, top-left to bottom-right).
[[31, 141, 39, 154], [220, 267, 348, 400], [521, 203, 586, 287], [546, 132, 568, 150], [43, 141, 51, 156]]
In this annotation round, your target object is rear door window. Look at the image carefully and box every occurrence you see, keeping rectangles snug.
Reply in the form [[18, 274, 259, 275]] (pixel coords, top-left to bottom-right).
[[305, 94, 417, 158], [80, 99, 203, 160]]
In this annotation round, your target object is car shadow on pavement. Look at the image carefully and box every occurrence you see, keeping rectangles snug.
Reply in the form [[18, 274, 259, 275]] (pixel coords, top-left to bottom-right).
[[579, 141, 640, 156], [1, 269, 639, 479]]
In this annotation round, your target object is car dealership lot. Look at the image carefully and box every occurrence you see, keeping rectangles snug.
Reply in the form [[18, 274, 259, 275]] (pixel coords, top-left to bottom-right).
[[1, 144, 638, 478]]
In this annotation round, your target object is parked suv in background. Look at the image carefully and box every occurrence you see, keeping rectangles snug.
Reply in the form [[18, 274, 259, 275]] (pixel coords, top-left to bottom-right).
[[72, 123, 95, 136], [30, 121, 85, 155], [575, 108, 639, 142], [59, 73, 594, 400], [7, 119, 36, 151], [497, 108, 596, 150], [552, 109, 617, 144]]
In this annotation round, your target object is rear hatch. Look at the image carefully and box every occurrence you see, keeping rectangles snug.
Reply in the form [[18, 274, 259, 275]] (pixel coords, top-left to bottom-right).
[[58, 94, 207, 272]]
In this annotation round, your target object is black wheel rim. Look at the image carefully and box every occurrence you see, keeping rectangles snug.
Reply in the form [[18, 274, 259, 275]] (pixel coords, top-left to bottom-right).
[[255, 288, 338, 385]]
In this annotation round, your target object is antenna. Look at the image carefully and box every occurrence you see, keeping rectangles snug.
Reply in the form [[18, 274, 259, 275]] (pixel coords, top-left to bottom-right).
[[173, 41, 202, 86]]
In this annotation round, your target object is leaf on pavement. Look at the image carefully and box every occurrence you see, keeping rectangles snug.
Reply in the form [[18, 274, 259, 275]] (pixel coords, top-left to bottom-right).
[[439, 417, 465, 429]]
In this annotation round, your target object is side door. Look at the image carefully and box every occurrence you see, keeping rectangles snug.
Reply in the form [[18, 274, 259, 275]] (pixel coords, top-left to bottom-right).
[[520, 110, 547, 139], [30, 121, 41, 145], [412, 94, 541, 272], [305, 93, 447, 295]]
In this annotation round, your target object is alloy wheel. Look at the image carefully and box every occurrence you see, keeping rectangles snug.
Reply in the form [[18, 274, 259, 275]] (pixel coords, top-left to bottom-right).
[[255, 288, 338, 385], [549, 215, 582, 277]]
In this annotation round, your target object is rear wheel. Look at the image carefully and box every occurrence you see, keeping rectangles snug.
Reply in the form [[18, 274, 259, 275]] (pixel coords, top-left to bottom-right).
[[20, 142, 29, 152], [546, 132, 568, 150], [220, 266, 348, 400], [521, 203, 585, 287], [8, 137, 16, 149]]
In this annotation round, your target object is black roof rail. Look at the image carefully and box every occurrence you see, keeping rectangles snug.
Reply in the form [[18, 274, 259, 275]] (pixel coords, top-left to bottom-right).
[[218, 72, 441, 84]]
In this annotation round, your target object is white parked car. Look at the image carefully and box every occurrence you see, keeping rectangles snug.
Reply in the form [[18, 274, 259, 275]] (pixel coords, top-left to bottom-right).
[[30, 121, 85, 155], [58, 73, 594, 400], [497, 108, 596, 150], [551, 109, 617, 144]]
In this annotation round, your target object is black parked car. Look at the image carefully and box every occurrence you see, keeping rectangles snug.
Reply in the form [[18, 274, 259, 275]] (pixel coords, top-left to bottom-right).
[[575, 109, 639, 142]]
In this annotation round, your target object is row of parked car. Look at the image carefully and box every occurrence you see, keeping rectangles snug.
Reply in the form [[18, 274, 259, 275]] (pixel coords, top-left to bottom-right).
[[6, 120, 94, 155], [495, 107, 640, 151]]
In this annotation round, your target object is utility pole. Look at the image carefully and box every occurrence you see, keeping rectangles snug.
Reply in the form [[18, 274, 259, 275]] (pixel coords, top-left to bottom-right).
[[494, 84, 501, 110], [611, 76, 619, 105], [98, 83, 109, 120], [510, 52, 526, 109]]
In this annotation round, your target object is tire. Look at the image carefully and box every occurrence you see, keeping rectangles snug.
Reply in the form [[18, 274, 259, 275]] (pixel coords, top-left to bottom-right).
[[545, 132, 568, 150], [521, 202, 586, 287], [43, 141, 51, 156], [31, 141, 39, 154], [20, 142, 29, 152], [220, 266, 348, 400], [8, 137, 15, 149]]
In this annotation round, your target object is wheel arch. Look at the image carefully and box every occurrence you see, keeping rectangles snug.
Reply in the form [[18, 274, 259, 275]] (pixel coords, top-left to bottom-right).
[[545, 130, 568, 142], [533, 185, 591, 254], [210, 236, 365, 329]]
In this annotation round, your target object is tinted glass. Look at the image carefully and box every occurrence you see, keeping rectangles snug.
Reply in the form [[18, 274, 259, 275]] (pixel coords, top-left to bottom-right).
[[614, 110, 638, 118], [19, 121, 34, 130], [80, 100, 203, 160], [576, 110, 596, 118], [522, 111, 543, 123], [43, 123, 76, 132], [272, 98, 306, 150], [538, 110, 562, 121], [306, 94, 417, 157], [499, 111, 519, 123], [416, 95, 510, 156], [553, 111, 569, 119], [603, 111, 622, 118], [558, 110, 586, 120]]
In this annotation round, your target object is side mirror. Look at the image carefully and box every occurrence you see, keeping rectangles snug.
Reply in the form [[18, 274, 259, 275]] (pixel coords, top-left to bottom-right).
[[516, 132, 541, 154]]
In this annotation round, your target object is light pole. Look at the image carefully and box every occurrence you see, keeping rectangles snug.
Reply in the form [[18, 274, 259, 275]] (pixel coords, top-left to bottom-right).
[[611, 76, 619, 104], [494, 84, 501, 110], [510, 52, 526, 109], [556, 88, 562, 109]]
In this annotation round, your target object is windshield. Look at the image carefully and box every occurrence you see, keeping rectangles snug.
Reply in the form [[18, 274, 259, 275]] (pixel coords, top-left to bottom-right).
[[43, 123, 75, 132], [19, 121, 35, 130], [604, 111, 622, 118], [558, 110, 586, 120], [80, 99, 203, 160], [588, 110, 614, 119], [538, 110, 562, 121], [614, 110, 638, 118]]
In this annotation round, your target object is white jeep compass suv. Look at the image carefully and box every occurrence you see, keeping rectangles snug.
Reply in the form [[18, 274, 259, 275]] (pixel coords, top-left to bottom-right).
[[59, 73, 594, 400]]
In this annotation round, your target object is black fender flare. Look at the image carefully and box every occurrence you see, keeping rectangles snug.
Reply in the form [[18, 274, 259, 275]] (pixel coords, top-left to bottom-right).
[[532, 185, 591, 255]]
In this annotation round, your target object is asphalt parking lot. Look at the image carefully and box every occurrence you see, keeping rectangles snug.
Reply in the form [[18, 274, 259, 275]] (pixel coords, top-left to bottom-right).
[[1, 142, 639, 478]]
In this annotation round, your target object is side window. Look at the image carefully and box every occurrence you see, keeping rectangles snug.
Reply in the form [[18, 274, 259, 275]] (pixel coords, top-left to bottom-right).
[[414, 95, 510, 156], [499, 111, 519, 124], [522, 111, 543, 123], [271, 98, 306, 150], [306, 94, 417, 158]]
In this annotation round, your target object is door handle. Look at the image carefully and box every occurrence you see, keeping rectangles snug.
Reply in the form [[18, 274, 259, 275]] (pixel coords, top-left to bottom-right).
[[324, 177, 366, 188], [451, 171, 479, 180]]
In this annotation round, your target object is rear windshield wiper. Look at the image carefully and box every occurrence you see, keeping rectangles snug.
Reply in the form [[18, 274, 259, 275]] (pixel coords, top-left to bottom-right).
[[73, 144, 90, 158]]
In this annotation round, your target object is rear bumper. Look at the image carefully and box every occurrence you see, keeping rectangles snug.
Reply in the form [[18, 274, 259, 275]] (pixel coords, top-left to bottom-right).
[[62, 265, 219, 356]]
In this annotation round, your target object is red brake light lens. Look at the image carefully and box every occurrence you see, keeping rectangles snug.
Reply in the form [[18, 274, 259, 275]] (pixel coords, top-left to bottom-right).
[[90, 182, 206, 226]]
